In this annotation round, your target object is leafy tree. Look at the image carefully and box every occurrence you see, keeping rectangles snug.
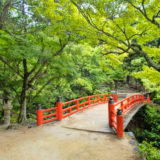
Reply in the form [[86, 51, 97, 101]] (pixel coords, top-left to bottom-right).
[[0, 0, 79, 122], [71, 0, 160, 89]]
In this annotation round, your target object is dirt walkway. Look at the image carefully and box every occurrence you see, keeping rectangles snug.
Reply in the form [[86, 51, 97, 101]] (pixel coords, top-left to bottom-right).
[[0, 89, 142, 160], [0, 123, 140, 160]]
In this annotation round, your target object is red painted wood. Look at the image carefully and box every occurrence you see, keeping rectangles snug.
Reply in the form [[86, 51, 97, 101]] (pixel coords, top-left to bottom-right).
[[43, 116, 58, 124], [109, 94, 150, 138], [37, 109, 43, 126], [37, 92, 150, 135], [57, 101, 63, 121], [43, 112, 57, 118], [117, 114, 123, 138], [37, 94, 113, 126], [42, 107, 57, 113]]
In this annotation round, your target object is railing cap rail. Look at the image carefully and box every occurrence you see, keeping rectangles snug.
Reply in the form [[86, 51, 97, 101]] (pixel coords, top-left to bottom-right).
[[63, 94, 113, 105], [114, 93, 143, 106]]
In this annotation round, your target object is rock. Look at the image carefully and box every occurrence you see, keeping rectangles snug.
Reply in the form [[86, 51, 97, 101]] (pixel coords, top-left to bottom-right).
[[125, 131, 135, 138], [134, 146, 140, 152], [129, 139, 136, 145], [6, 124, 20, 130]]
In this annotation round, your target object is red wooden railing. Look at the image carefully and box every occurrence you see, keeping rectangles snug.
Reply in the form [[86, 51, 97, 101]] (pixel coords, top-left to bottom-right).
[[108, 94, 150, 138], [37, 93, 118, 126]]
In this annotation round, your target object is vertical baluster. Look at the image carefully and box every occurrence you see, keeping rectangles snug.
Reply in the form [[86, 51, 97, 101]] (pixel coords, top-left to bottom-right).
[[121, 101, 124, 113], [88, 96, 91, 106], [104, 95, 106, 102], [127, 98, 130, 109], [97, 95, 99, 104], [76, 99, 79, 111]]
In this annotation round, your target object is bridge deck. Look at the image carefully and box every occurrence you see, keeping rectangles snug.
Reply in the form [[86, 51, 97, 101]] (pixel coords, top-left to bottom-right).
[[61, 103, 113, 133], [61, 102, 146, 133]]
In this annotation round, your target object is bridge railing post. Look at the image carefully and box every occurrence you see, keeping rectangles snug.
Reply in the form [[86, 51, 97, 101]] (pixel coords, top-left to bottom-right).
[[97, 95, 100, 104], [104, 95, 107, 102], [108, 97, 115, 127], [88, 96, 91, 105], [76, 99, 79, 111], [117, 109, 123, 138], [57, 96, 63, 121], [146, 93, 150, 103], [141, 94, 144, 102], [126, 98, 130, 109], [113, 91, 118, 102], [121, 101, 124, 113], [37, 104, 43, 126]]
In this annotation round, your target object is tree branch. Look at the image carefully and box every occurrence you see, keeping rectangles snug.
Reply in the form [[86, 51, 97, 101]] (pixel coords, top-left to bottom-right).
[[0, 56, 23, 78], [32, 77, 54, 99], [28, 67, 43, 86], [72, 0, 128, 46], [53, 35, 70, 56], [113, 22, 130, 45], [127, 0, 160, 28], [131, 44, 160, 71], [23, 58, 28, 76], [128, 28, 148, 40], [28, 42, 45, 76]]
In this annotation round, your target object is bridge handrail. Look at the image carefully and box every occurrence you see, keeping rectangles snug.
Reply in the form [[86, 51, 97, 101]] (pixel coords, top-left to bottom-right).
[[37, 93, 117, 126], [108, 93, 150, 138], [114, 94, 142, 106], [62, 94, 113, 105]]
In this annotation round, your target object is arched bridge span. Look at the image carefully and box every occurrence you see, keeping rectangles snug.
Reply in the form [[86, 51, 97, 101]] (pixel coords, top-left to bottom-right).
[[37, 93, 150, 137]]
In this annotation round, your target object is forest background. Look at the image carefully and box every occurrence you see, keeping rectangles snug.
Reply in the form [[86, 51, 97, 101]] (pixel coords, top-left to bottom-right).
[[0, 0, 160, 159]]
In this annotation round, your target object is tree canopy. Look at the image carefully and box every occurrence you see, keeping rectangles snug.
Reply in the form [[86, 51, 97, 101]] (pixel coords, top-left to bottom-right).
[[0, 0, 159, 124], [0, 0, 160, 158]]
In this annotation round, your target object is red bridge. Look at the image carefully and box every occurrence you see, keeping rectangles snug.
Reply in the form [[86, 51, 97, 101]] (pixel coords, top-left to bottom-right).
[[37, 93, 150, 138]]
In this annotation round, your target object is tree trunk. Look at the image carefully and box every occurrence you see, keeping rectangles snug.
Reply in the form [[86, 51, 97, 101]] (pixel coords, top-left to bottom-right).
[[18, 59, 28, 123], [18, 94, 27, 123], [126, 76, 130, 85], [114, 80, 118, 91], [18, 76, 27, 123]]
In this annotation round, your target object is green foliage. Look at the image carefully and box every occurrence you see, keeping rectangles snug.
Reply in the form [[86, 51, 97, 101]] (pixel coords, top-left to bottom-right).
[[0, 1, 159, 159], [31, 44, 121, 107], [153, 97, 160, 105], [0, 0, 159, 130], [132, 105, 160, 160], [135, 105, 160, 148], [139, 141, 160, 160], [133, 66, 160, 92], [70, 0, 160, 94]]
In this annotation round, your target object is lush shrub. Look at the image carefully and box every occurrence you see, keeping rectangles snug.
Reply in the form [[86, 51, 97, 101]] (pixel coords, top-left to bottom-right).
[[135, 105, 160, 148], [133, 105, 160, 159], [153, 97, 160, 105], [139, 141, 160, 160]]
